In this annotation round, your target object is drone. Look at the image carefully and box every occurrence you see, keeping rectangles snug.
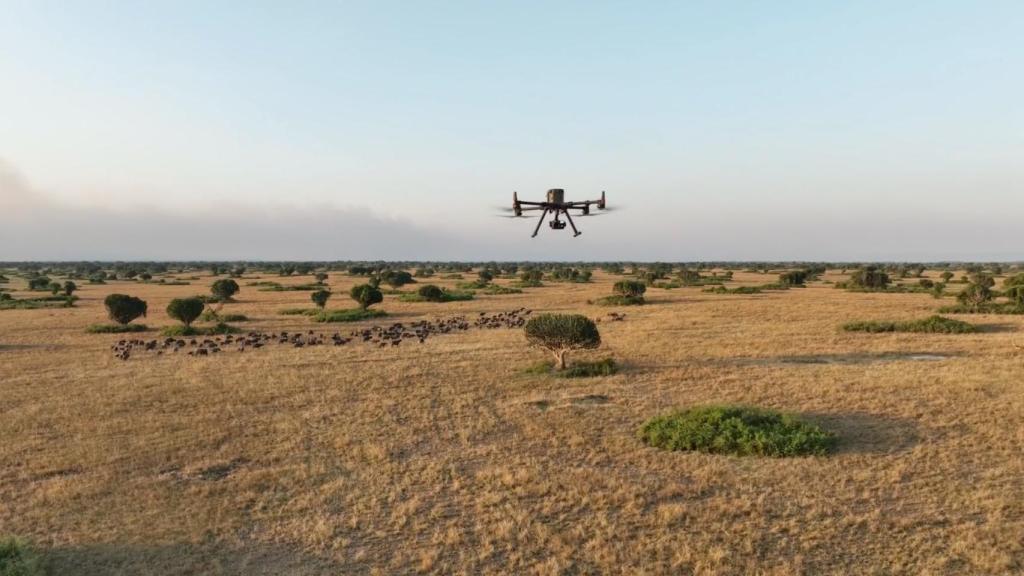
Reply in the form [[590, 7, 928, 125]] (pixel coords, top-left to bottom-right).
[[499, 189, 612, 237]]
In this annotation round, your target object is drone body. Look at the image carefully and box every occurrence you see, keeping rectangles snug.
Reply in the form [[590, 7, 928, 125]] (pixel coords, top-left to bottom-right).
[[505, 189, 610, 237]]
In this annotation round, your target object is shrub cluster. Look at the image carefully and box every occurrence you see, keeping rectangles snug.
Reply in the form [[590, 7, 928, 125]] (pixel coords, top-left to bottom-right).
[[639, 405, 836, 457], [104, 294, 148, 325], [842, 315, 977, 334]]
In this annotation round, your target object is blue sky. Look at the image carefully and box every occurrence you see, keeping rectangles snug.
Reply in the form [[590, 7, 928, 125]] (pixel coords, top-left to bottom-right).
[[1, 1, 1022, 260]]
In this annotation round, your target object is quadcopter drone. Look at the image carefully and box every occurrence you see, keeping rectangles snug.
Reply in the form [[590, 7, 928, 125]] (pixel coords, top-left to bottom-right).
[[499, 189, 612, 237]]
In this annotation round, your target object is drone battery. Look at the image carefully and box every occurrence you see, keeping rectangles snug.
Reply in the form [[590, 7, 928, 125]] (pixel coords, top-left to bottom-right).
[[546, 188, 565, 204]]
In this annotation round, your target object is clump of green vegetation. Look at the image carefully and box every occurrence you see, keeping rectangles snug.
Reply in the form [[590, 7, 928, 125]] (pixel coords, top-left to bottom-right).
[[310, 289, 332, 310], [258, 283, 321, 292], [400, 285, 474, 303], [481, 284, 523, 295], [842, 315, 977, 334], [704, 285, 764, 295], [314, 308, 388, 322], [639, 405, 836, 457], [524, 357, 618, 378], [248, 281, 282, 287], [938, 303, 1024, 315], [200, 311, 249, 322], [0, 296, 76, 310], [524, 313, 601, 370], [597, 280, 646, 306], [86, 323, 149, 334], [0, 536, 42, 576], [278, 308, 319, 316], [161, 322, 241, 337], [514, 269, 544, 288]]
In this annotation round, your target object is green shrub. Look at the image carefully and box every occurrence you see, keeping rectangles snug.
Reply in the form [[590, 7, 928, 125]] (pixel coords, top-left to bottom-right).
[[278, 308, 320, 316], [161, 322, 240, 337], [311, 289, 332, 309], [778, 270, 808, 286], [957, 282, 993, 307], [848, 267, 890, 290], [482, 284, 523, 295], [417, 284, 445, 302], [314, 272, 328, 285], [166, 297, 205, 327], [0, 536, 42, 576], [350, 284, 383, 310], [639, 405, 835, 457], [27, 276, 51, 291], [200, 311, 248, 322], [614, 280, 647, 297], [104, 294, 148, 325], [380, 270, 415, 288], [704, 285, 764, 295], [596, 294, 645, 306], [524, 314, 601, 370], [401, 287, 474, 303], [314, 308, 388, 322], [842, 315, 977, 334], [62, 281, 77, 296], [86, 323, 149, 334], [560, 357, 618, 378], [938, 303, 1024, 315]]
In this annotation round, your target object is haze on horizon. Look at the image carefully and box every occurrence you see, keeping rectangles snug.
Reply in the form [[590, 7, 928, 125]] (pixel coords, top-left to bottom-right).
[[2, 1, 1022, 262]]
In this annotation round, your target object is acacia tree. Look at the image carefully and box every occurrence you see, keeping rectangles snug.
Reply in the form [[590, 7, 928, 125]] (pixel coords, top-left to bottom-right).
[[210, 279, 240, 302], [350, 284, 383, 310], [63, 281, 77, 296], [104, 294, 148, 325], [524, 314, 601, 371], [311, 289, 331, 309], [167, 297, 205, 327]]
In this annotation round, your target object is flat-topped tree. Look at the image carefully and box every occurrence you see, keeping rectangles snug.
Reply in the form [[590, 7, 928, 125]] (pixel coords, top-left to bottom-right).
[[210, 278, 240, 302], [167, 297, 205, 327], [524, 313, 601, 371], [350, 284, 383, 310], [104, 294, 148, 325], [311, 289, 331, 309]]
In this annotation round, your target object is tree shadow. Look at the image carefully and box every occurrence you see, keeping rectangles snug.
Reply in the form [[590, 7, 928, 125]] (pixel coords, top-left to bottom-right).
[[801, 411, 921, 455], [42, 541, 335, 576]]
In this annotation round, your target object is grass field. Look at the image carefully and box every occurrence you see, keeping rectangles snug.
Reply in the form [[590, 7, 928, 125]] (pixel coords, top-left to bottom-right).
[[1, 269, 1022, 574]]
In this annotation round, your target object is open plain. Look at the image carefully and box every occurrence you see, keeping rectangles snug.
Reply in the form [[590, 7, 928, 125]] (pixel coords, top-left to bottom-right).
[[1, 268, 1022, 575]]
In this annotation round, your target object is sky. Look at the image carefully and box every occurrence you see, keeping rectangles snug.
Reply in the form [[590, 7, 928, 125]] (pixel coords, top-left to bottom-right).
[[1, 1, 1022, 261]]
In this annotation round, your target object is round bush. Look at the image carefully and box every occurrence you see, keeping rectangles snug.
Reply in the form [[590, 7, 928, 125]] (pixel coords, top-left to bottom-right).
[[417, 284, 445, 302], [524, 313, 601, 370], [350, 284, 383, 310], [640, 405, 835, 457], [613, 280, 647, 297], [210, 278, 240, 301], [104, 294, 148, 325], [166, 297, 205, 327]]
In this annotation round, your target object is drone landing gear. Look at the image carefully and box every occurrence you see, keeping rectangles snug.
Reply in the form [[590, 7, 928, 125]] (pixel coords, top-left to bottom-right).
[[531, 208, 549, 238], [562, 209, 582, 237]]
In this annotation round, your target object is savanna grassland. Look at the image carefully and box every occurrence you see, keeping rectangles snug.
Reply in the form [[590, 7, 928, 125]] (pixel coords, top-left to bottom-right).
[[1, 267, 1022, 575]]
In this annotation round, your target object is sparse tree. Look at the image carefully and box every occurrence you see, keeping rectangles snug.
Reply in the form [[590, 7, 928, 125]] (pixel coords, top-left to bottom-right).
[[104, 294, 147, 325], [524, 314, 601, 371], [477, 269, 494, 284], [167, 297, 205, 327], [314, 272, 328, 285], [63, 281, 77, 296], [940, 271, 954, 283]]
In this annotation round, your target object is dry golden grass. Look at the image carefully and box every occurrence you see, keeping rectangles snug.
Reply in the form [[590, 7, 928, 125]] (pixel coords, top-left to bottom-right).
[[1, 269, 1022, 575]]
